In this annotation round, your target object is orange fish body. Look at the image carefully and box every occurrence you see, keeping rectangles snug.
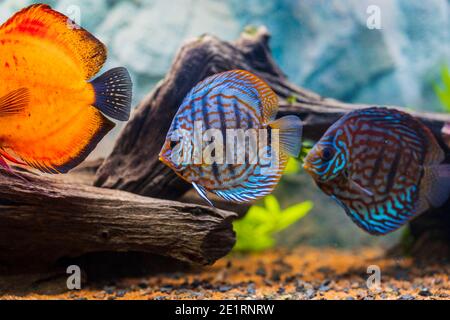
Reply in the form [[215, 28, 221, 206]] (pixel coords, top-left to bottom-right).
[[0, 4, 132, 173]]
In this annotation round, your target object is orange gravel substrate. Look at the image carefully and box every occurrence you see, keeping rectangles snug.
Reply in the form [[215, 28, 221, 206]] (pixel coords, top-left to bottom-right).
[[1, 247, 449, 300]]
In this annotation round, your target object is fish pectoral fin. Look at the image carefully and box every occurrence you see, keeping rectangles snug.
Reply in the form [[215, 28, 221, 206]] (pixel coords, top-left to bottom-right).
[[0, 148, 26, 165], [269, 115, 303, 158], [0, 155, 12, 171], [0, 88, 30, 117], [91, 67, 133, 121], [350, 179, 374, 197], [0, 155, 29, 182], [192, 182, 214, 207]]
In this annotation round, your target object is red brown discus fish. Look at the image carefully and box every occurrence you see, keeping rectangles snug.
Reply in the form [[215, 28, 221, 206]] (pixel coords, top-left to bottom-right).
[[0, 4, 132, 174], [303, 107, 450, 235]]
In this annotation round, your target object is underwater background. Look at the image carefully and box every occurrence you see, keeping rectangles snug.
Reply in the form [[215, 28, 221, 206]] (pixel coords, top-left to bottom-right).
[[2, 0, 448, 249]]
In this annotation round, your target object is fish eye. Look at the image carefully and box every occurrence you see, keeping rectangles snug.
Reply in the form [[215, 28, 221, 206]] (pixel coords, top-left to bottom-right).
[[321, 147, 334, 161]]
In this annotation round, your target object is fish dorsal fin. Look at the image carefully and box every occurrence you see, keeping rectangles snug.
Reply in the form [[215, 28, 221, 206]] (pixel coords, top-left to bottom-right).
[[0, 4, 106, 80], [233, 70, 279, 122], [192, 182, 214, 207], [232, 70, 279, 122], [203, 70, 278, 123]]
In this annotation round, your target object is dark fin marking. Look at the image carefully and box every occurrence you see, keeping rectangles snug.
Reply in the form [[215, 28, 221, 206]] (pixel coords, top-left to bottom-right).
[[91, 67, 133, 121], [0, 88, 30, 117]]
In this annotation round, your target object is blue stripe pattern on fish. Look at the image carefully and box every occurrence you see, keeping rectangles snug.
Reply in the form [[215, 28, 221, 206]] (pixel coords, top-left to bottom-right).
[[159, 70, 303, 205]]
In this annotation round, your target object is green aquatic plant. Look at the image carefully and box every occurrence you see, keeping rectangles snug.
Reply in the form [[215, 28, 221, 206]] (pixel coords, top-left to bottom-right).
[[283, 140, 314, 175], [284, 157, 300, 175], [434, 65, 450, 112], [233, 195, 313, 252], [233, 138, 314, 252], [286, 95, 298, 105], [299, 140, 314, 163], [243, 25, 259, 36]]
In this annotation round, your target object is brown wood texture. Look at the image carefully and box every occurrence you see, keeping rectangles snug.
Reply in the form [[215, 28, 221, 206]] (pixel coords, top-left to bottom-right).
[[95, 27, 450, 259], [0, 167, 236, 273]]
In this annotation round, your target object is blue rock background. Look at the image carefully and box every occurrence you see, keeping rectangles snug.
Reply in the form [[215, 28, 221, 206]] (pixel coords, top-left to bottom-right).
[[2, 0, 448, 110], [1, 0, 448, 248]]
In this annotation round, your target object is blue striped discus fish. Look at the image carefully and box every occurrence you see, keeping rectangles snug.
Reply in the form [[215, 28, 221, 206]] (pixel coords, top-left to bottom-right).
[[159, 70, 302, 205], [303, 107, 450, 235]]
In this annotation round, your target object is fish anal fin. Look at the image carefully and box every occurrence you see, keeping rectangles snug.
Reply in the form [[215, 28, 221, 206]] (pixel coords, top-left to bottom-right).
[[8, 108, 114, 174], [0, 88, 30, 117], [0, 4, 106, 79], [269, 115, 303, 158], [212, 166, 285, 203]]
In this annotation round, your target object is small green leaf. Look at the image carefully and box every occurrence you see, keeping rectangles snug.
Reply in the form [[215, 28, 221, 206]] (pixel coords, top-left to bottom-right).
[[243, 25, 259, 36], [275, 201, 313, 232], [244, 206, 271, 224], [284, 157, 300, 175], [264, 195, 280, 214], [234, 231, 275, 251], [299, 140, 314, 163], [233, 195, 313, 252], [434, 65, 450, 113], [441, 66, 450, 90], [286, 95, 298, 104]]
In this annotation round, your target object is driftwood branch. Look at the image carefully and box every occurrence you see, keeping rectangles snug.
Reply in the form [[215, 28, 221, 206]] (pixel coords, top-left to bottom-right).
[[95, 27, 450, 259], [0, 166, 236, 273], [95, 27, 450, 200]]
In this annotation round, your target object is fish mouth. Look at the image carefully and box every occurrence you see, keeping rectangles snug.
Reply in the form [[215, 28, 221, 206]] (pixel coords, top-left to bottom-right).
[[159, 153, 168, 165]]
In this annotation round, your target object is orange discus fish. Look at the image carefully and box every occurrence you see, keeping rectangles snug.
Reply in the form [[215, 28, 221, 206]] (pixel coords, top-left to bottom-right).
[[0, 4, 132, 174]]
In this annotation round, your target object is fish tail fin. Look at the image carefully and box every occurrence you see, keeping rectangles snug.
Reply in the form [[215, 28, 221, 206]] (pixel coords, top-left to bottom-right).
[[90, 67, 133, 121], [419, 164, 450, 211], [0, 88, 30, 117], [269, 115, 303, 158]]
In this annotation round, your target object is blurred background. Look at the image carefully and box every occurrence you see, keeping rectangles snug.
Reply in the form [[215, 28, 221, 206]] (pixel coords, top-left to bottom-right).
[[2, 0, 448, 250]]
